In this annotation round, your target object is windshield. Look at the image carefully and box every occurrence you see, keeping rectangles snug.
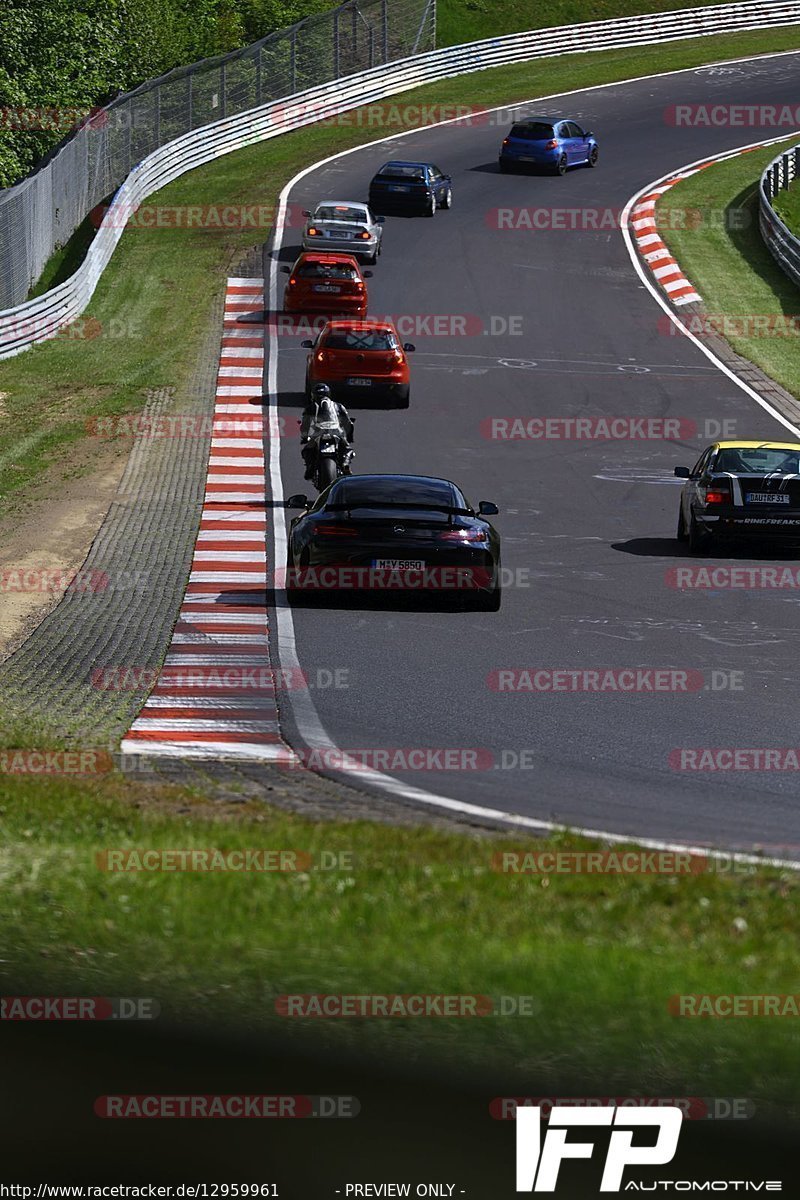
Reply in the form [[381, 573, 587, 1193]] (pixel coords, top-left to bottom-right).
[[714, 447, 800, 474], [297, 263, 358, 280], [324, 329, 398, 351], [328, 478, 467, 511], [377, 164, 426, 181], [315, 205, 367, 222], [510, 122, 555, 140]]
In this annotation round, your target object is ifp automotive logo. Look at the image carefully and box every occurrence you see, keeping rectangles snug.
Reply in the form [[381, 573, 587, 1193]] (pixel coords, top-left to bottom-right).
[[515, 1105, 782, 1191], [515, 1105, 682, 1192]]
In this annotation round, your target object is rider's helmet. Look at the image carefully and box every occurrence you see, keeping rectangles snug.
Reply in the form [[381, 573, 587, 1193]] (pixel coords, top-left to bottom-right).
[[311, 383, 332, 401]]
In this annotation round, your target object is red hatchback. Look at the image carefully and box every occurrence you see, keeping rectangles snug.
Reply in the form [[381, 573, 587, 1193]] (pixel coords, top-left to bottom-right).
[[283, 252, 368, 317], [302, 320, 416, 407]]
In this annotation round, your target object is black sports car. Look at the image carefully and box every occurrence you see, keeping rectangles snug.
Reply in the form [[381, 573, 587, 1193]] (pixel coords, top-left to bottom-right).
[[368, 161, 452, 216], [675, 440, 800, 552], [285, 474, 501, 608]]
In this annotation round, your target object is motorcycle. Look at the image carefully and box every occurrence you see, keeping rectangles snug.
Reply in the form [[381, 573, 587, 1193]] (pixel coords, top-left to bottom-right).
[[303, 427, 354, 491]]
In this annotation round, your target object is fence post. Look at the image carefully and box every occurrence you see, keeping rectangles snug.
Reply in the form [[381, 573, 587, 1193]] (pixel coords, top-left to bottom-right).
[[126, 99, 133, 173], [352, 3, 358, 62], [154, 83, 161, 148], [256, 46, 262, 106], [188, 72, 193, 131], [381, 0, 389, 62], [220, 62, 227, 119], [333, 11, 340, 78], [290, 29, 297, 94]]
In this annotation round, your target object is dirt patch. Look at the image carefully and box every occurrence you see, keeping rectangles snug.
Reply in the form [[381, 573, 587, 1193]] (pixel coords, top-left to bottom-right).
[[0, 436, 130, 661]]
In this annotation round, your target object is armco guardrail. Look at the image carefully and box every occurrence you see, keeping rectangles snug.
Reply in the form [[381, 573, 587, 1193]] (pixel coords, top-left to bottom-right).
[[3, 0, 800, 359], [760, 142, 800, 287]]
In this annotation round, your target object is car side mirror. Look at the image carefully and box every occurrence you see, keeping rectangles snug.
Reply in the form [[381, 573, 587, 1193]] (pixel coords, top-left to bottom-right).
[[674, 467, 691, 479], [302, 210, 312, 217], [584, 130, 593, 138], [300, 339, 314, 349], [286, 494, 311, 509], [363, 270, 373, 278], [280, 264, 290, 274], [403, 342, 416, 352], [478, 501, 499, 516], [376, 215, 386, 223]]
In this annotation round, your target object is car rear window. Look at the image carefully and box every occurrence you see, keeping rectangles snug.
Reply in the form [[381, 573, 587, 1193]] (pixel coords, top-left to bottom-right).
[[377, 164, 426, 180], [315, 205, 366, 222], [297, 263, 358, 280], [330, 477, 464, 510], [324, 329, 398, 351], [714, 447, 800, 473], [510, 122, 555, 140]]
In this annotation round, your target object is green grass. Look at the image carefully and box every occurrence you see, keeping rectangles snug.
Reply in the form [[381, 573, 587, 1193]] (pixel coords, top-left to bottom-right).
[[2, 26, 800, 508], [435, 0, 755, 46], [656, 136, 800, 401], [1, 770, 799, 1106]]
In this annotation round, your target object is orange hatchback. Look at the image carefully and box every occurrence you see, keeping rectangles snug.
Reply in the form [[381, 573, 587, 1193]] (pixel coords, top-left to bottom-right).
[[283, 252, 369, 317], [301, 320, 416, 407]]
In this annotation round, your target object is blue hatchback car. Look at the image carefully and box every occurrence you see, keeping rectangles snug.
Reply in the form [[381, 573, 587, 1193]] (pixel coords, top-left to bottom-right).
[[499, 118, 598, 175]]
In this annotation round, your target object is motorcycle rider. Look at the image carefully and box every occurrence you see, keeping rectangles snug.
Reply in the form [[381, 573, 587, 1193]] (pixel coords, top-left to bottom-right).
[[300, 383, 355, 481]]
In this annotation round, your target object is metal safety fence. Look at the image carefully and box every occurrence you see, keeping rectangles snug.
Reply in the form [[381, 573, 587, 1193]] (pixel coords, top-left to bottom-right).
[[3, 0, 800, 358], [760, 142, 800, 288], [0, 0, 435, 312]]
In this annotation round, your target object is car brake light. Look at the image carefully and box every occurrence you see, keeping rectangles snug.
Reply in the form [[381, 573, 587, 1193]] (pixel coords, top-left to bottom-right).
[[355, 281, 364, 290], [439, 529, 486, 542], [705, 488, 730, 505], [358, 230, 371, 240], [502, 138, 509, 145], [313, 524, 358, 537], [288, 277, 297, 286], [307, 226, 320, 236], [392, 350, 403, 363], [316, 351, 326, 364], [544, 139, 558, 149]]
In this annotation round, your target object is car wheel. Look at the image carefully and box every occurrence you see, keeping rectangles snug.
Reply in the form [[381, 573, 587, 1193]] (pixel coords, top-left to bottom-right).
[[498, 159, 511, 173], [475, 567, 502, 611], [587, 145, 598, 168], [441, 187, 452, 209], [393, 386, 410, 409], [688, 514, 712, 555], [285, 545, 300, 603], [676, 506, 688, 542], [426, 194, 437, 217], [555, 155, 568, 176]]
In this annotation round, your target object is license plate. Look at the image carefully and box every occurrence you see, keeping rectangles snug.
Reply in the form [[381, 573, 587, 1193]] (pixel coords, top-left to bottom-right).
[[373, 559, 425, 570], [329, 230, 351, 238], [388, 185, 410, 192], [313, 284, 341, 293], [347, 377, 372, 386], [518, 155, 537, 162], [747, 492, 790, 504]]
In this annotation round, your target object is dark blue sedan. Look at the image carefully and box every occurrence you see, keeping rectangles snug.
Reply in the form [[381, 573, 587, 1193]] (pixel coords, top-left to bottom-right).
[[368, 161, 452, 216], [499, 118, 598, 175]]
